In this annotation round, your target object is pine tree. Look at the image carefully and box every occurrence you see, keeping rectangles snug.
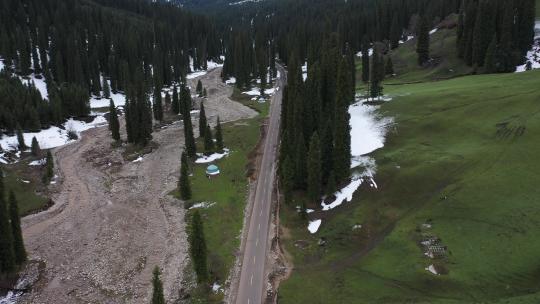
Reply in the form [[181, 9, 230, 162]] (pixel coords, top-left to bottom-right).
[[389, 14, 401, 49], [0, 170, 15, 274], [199, 102, 207, 138], [182, 87, 197, 158], [202, 88, 207, 98], [196, 80, 203, 97], [43, 150, 54, 183], [179, 152, 192, 200], [215, 117, 224, 151], [31, 137, 41, 156], [151, 266, 166, 304], [484, 35, 498, 73], [153, 87, 163, 122], [172, 86, 180, 115], [361, 36, 370, 83], [8, 191, 26, 265], [385, 56, 394, 76], [189, 210, 208, 284], [102, 77, 111, 99], [204, 125, 215, 154], [370, 46, 384, 99], [16, 126, 27, 151], [109, 100, 120, 141], [417, 15, 430, 66], [307, 133, 322, 203], [333, 58, 352, 185]]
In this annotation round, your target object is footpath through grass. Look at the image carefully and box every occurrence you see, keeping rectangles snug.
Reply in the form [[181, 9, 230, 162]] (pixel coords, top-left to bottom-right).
[[279, 70, 540, 303]]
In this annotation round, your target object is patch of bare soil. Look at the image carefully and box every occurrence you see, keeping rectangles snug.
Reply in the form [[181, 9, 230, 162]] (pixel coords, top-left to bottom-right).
[[19, 67, 256, 304]]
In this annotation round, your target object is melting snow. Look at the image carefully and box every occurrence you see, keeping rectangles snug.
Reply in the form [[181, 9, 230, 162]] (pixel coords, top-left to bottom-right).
[[0, 116, 107, 152], [242, 88, 275, 96], [225, 77, 237, 85], [308, 219, 322, 234], [195, 149, 230, 164], [132, 156, 143, 163], [516, 21, 540, 73], [321, 176, 364, 211], [425, 264, 439, 275], [190, 202, 216, 210]]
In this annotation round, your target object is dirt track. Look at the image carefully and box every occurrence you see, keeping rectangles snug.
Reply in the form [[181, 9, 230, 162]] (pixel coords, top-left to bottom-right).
[[20, 67, 256, 303]]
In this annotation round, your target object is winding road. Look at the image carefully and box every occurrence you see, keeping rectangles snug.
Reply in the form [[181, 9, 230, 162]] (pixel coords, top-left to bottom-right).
[[235, 65, 287, 304]]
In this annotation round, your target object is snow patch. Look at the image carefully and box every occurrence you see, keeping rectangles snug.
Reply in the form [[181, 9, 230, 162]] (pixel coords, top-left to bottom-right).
[[225, 77, 237, 85], [516, 21, 540, 72], [190, 202, 216, 210], [242, 88, 275, 96], [321, 176, 364, 211], [195, 149, 230, 164], [425, 264, 439, 275], [0, 116, 107, 152], [308, 219, 322, 234], [28, 159, 46, 166], [132, 156, 143, 163]]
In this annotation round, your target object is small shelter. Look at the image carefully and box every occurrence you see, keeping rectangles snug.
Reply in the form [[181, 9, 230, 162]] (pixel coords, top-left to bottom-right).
[[206, 164, 220, 177]]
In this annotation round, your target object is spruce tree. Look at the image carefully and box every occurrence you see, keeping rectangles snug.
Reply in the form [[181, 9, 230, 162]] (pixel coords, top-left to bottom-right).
[[109, 100, 120, 141], [151, 266, 166, 304], [172, 86, 180, 115], [417, 15, 431, 66], [0, 173, 15, 274], [16, 126, 27, 151], [102, 77, 111, 99], [153, 87, 163, 122], [199, 102, 207, 138], [370, 46, 384, 99], [215, 117, 224, 151], [204, 125, 214, 154], [202, 88, 207, 98], [182, 87, 197, 158], [43, 150, 54, 183], [189, 210, 208, 284], [385, 56, 394, 76], [8, 191, 26, 265], [179, 152, 192, 200], [307, 133, 322, 203], [484, 35, 498, 73], [361, 36, 370, 83], [31, 137, 40, 156], [196, 80, 203, 97], [333, 58, 352, 185]]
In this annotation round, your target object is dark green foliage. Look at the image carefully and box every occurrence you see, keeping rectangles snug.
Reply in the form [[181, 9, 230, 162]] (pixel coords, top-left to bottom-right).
[[196, 80, 203, 97], [151, 266, 165, 304], [333, 58, 352, 185], [172, 86, 180, 115], [43, 150, 54, 183], [31, 137, 40, 156], [102, 78, 111, 99], [370, 45, 385, 99], [457, 0, 535, 70], [181, 86, 197, 158], [202, 88, 207, 98], [307, 133, 322, 203], [189, 210, 208, 284], [9, 191, 26, 265], [16, 126, 27, 151], [109, 100, 120, 141], [199, 102, 207, 138], [179, 152, 192, 201], [124, 74, 153, 146], [0, 170, 15, 274], [215, 117, 224, 151], [153, 87, 163, 122], [385, 56, 394, 76], [204, 125, 215, 154], [416, 15, 430, 66]]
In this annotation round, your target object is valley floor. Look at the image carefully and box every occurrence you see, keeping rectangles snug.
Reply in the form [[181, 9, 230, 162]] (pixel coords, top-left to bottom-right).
[[17, 68, 256, 303]]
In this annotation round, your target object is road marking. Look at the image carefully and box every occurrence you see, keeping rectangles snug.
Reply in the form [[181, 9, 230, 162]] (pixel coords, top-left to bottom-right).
[[248, 299, 250, 304], [256, 238, 259, 247], [258, 223, 261, 231], [253, 255, 256, 264], [250, 274, 253, 285]]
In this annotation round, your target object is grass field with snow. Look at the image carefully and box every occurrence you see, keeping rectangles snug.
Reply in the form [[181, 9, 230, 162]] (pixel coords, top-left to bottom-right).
[[279, 69, 540, 303]]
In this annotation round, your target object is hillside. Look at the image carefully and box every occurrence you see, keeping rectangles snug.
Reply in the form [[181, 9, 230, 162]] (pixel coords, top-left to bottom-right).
[[278, 69, 540, 303]]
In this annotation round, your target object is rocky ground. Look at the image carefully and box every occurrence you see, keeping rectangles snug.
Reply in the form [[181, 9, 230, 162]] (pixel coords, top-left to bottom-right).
[[19, 67, 256, 304]]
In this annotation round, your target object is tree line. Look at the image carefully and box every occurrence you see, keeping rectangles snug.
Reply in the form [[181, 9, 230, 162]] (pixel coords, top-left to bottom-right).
[[0, 0, 220, 135]]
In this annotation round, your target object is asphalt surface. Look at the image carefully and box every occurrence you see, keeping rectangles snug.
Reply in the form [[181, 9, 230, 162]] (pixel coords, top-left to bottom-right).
[[235, 66, 287, 304]]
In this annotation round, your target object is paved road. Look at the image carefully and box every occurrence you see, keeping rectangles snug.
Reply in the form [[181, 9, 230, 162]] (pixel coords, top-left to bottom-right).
[[235, 66, 287, 304]]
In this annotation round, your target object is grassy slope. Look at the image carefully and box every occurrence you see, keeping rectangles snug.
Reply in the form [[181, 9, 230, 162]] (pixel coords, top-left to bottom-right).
[[279, 70, 540, 303], [2, 157, 50, 216]]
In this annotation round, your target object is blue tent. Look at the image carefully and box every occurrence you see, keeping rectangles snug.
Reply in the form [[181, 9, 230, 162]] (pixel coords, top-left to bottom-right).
[[206, 164, 220, 176]]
